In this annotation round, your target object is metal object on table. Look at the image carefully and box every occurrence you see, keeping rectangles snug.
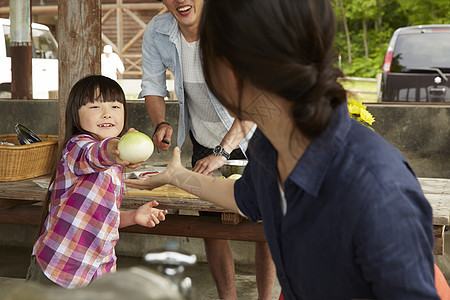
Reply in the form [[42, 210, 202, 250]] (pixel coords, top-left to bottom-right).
[[219, 159, 248, 177], [144, 241, 197, 299]]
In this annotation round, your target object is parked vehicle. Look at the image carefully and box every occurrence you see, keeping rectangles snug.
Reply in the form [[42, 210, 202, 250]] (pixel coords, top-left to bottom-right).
[[380, 24, 450, 102], [0, 18, 58, 99]]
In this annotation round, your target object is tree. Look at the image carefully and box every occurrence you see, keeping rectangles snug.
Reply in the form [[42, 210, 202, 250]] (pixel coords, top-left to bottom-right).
[[345, 0, 378, 59], [398, 0, 450, 25], [334, 0, 352, 63]]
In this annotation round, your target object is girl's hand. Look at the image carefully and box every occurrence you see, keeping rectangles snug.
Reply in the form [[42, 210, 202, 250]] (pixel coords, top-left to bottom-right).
[[134, 200, 168, 228], [124, 147, 184, 190]]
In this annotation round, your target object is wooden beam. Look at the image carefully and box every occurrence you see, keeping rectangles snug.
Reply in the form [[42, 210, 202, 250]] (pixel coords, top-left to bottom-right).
[[57, 0, 102, 144], [101, 7, 115, 23], [433, 225, 445, 255], [0, 4, 164, 14], [101, 3, 164, 11], [122, 215, 266, 242], [0, 205, 266, 242], [116, 0, 123, 55], [0, 204, 41, 226], [101, 32, 116, 51], [121, 27, 145, 53], [123, 56, 142, 73], [123, 8, 147, 28]]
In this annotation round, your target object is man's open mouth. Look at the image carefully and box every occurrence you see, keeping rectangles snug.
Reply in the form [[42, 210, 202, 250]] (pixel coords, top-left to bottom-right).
[[177, 5, 192, 13]]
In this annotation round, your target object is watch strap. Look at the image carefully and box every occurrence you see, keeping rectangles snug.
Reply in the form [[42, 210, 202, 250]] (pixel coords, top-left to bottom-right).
[[213, 145, 230, 159]]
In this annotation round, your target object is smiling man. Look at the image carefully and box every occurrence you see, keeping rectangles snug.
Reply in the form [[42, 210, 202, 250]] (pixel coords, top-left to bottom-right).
[[139, 0, 276, 299]]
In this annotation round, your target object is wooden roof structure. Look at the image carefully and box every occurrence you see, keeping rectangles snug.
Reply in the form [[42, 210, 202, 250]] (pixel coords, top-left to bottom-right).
[[0, 0, 165, 78], [1, 0, 164, 143]]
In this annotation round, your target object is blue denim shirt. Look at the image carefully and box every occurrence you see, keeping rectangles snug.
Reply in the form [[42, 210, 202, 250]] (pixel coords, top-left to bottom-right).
[[235, 103, 438, 299], [139, 13, 254, 151]]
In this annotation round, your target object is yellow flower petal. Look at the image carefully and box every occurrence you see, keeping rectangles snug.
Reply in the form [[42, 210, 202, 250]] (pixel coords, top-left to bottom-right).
[[347, 99, 375, 127], [360, 109, 375, 125], [348, 104, 361, 115]]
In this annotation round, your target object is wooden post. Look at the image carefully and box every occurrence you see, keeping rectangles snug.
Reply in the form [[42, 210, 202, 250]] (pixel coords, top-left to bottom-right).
[[10, 0, 32, 99], [116, 0, 123, 55], [57, 0, 101, 144]]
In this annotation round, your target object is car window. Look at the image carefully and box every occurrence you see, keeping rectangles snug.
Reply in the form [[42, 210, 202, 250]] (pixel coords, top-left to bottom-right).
[[3, 25, 58, 59], [392, 33, 450, 72], [3, 24, 10, 57], [32, 28, 58, 59]]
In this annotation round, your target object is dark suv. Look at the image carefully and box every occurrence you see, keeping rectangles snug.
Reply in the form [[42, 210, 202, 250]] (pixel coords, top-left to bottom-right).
[[380, 24, 450, 102]]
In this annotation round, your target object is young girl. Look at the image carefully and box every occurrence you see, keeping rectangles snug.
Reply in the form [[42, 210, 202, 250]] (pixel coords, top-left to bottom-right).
[[27, 75, 167, 289]]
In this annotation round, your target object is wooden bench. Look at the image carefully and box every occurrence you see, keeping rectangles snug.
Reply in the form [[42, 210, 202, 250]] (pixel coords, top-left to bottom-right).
[[0, 176, 449, 253]]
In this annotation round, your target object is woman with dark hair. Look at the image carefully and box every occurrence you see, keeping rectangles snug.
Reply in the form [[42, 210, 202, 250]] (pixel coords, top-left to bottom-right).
[[126, 0, 440, 298]]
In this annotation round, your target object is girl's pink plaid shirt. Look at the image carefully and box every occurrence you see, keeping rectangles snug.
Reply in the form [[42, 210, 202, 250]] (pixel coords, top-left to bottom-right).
[[32, 134, 123, 288]]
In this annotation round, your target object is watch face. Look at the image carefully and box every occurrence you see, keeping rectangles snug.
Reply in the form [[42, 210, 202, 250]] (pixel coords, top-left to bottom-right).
[[213, 145, 222, 154]]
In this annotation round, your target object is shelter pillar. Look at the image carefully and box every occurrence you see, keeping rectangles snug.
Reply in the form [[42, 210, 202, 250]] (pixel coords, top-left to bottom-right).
[[10, 0, 32, 99], [57, 0, 101, 143]]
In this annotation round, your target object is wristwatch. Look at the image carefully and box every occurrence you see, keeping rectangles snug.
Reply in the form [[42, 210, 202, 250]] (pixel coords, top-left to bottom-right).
[[213, 145, 231, 159]]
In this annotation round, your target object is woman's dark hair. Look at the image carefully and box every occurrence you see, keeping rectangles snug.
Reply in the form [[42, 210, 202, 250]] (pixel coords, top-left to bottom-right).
[[200, 0, 347, 139], [35, 75, 127, 239]]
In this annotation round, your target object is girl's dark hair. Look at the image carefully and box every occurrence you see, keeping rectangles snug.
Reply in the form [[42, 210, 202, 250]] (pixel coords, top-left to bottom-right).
[[35, 75, 127, 239], [199, 0, 347, 139], [65, 75, 128, 141]]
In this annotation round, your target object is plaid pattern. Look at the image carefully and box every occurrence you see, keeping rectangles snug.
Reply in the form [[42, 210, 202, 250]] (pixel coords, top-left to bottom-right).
[[32, 135, 123, 289]]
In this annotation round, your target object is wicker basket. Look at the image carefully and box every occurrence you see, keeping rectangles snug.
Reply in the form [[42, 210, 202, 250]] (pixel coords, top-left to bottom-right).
[[0, 134, 58, 181]]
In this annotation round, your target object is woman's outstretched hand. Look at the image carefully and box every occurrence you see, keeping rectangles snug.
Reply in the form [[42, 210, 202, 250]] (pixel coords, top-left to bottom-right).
[[124, 147, 184, 191]]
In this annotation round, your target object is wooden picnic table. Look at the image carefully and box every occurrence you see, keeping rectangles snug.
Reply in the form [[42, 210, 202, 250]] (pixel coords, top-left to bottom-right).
[[0, 175, 264, 242], [416, 178, 450, 255], [0, 176, 449, 254]]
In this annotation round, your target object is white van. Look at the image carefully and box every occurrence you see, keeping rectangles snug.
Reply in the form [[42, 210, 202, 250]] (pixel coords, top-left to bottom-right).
[[0, 18, 58, 99]]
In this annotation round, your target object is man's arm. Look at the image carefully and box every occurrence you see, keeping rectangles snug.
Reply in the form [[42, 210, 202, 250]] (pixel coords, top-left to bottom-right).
[[192, 119, 255, 175], [145, 95, 173, 151], [220, 119, 255, 155]]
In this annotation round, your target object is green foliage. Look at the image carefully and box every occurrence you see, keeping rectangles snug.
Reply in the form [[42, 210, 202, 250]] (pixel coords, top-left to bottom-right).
[[333, 0, 450, 78], [397, 0, 450, 24], [341, 56, 383, 78], [334, 25, 391, 78]]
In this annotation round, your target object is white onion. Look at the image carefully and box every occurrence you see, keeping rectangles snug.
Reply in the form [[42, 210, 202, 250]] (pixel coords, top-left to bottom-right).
[[117, 131, 154, 163]]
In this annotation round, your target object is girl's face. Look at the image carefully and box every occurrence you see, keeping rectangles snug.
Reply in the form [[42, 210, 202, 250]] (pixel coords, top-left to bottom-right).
[[78, 100, 125, 140]]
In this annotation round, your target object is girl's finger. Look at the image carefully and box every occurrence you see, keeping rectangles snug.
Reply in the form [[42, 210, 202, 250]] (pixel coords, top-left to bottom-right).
[[152, 214, 160, 224]]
